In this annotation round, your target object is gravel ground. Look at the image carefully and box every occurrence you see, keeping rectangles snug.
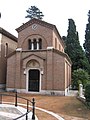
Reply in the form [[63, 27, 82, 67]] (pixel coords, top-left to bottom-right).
[[1, 92, 90, 120]]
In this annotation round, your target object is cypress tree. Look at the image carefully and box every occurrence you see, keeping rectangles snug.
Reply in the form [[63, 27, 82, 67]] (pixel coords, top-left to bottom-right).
[[65, 19, 90, 72], [83, 10, 90, 64]]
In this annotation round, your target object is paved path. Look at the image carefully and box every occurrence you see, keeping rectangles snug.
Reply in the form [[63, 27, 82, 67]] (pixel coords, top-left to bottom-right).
[[3, 102, 64, 120], [0, 104, 38, 120]]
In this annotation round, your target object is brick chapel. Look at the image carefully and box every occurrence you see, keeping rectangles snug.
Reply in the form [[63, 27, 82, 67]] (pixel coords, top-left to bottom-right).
[[0, 18, 72, 95]]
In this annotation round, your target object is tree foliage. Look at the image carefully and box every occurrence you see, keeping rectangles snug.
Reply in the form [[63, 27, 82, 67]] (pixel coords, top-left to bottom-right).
[[72, 69, 90, 90], [25, 6, 44, 20], [85, 84, 90, 103], [83, 10, 90, 64], [64, 19, 90, 72]]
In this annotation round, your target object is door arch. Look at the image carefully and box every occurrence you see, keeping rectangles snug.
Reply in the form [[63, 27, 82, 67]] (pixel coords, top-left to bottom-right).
[[28, 69, 40, 92]]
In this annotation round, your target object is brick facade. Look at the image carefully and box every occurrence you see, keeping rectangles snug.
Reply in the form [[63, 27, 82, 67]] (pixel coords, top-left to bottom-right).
[[6, 19, 71, 95], [0, 28, 17, 90]]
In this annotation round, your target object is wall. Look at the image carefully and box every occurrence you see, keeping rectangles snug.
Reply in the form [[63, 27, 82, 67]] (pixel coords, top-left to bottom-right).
[[17, 24, 52, 49], [0, 34, 17, 89], [6, 19, 71, 95], [52, 31, 64, 52]]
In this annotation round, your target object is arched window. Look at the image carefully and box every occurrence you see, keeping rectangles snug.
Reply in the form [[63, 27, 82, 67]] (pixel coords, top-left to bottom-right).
[[55, 38, 57, 49], [28, 39, 32, 49], [59, 44, 61, 50], [39, 38, 42, 49], [33, 38, 37, 50], [28, 38, 42, 50], [5, 43, 8, 57]]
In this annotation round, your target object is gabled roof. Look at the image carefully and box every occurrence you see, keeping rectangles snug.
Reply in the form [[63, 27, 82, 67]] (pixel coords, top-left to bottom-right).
[[16, 18, 65, 47], [16, 18, 56, 32], [0, 27, 17, 42]]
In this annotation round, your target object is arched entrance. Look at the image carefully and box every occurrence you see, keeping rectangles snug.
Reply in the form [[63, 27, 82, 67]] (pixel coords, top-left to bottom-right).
[[28, 69, 40, 92]]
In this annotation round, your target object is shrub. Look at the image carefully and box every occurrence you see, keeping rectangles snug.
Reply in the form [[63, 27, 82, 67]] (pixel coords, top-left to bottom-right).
[[72, 69, 90, 90], [85, 84, 90, 102]]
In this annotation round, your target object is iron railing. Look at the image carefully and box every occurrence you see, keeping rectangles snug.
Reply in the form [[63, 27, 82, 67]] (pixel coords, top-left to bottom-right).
[[0, 92, 35, 120]]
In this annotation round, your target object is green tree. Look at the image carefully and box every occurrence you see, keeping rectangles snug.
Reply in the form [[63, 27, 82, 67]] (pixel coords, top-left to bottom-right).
[[83, 10, 90, 64], [85, 84, 90, 103], [25, 6, 44, 20], [72, 69, 90, 90], [62, 36, 67, 43], [65, 19, 90, 72]]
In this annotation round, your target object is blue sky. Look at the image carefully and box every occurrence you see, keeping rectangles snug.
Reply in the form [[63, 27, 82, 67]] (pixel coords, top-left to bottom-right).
[[0, 0, 90, 47]]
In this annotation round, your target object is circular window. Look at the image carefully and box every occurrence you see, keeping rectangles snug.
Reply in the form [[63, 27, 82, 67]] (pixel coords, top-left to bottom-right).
[[32, 24, 38, 30]]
